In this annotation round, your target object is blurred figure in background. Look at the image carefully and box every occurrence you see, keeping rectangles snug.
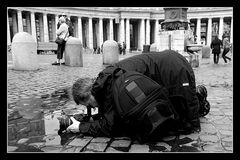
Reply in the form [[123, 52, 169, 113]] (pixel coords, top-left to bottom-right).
[[210, 35, 222, 64], [222, 37, 231, 63]]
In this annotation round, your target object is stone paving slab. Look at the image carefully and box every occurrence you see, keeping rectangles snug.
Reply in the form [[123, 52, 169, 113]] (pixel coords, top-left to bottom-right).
[[129, 144, 150, 153], [91, 137, 111, 143], [105, 147, 125, 153], [67, 137, 93, 147], [84, 142, 108, 152]]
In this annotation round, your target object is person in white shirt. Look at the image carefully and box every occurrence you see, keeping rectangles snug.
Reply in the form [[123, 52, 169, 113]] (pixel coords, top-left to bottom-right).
[[52, 16, 69, 65], [222, 37, 232, 63]]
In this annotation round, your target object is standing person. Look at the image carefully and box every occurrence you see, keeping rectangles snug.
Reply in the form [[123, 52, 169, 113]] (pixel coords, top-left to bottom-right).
[[57, 13, 67, 29], [65, 17, 74, 37], [118, 42, 122, 55], [222, 37, 232, 63], [93, 42, 97, 54], [122, 42, 126, 55], [210, 35, 223, 64], [101, 43, 103, 54], [52, 17, 69, 65]]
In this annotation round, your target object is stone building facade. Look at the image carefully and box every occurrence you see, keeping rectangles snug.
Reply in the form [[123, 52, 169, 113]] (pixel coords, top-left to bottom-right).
[[7, 7, 233, 51]]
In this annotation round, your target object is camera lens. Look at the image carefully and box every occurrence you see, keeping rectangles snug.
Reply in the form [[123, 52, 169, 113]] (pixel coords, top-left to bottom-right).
[[58, 116, 73, 134]]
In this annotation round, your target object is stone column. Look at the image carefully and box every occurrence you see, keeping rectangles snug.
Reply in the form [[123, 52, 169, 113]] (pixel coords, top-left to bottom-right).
[[155, 19, 159, 44], [17, 10, 23, 32], [12, 11, 18, 36], [146, 19, 150, 45], [43, 13, 49, 42], [109, 18, 114, 40], [7, 10, 11, 45], [219, 17, 224, 39], [39, 14, 44, 42], [88, 17, 93, 49], [196, 18, 201, 44], [140, 18, 145, 50], [120, 18, 125, 43], [207, 18, 212, 46], [230, 17, 233, 43], [30, 12, 37, 42], [125, 18, 130, 51], [99, 18, 103, 47], [52, 15, 56, 40], [55, 14, 59, 37], [78, 16, 83, 43], [26, 13, 31, 34]]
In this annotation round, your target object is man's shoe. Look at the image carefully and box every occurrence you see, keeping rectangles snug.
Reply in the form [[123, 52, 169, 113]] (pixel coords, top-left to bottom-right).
[[61, 62, 65, 65], [52, 62, 60, 65]]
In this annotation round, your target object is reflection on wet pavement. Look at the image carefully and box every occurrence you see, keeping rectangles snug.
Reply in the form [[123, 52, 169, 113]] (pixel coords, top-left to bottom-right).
[[7, 87, 86, 152], [7, 86, 202, 152]]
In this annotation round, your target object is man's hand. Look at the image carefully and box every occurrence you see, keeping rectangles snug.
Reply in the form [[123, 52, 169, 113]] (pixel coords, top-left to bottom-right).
[[66, 117, 80, 133]]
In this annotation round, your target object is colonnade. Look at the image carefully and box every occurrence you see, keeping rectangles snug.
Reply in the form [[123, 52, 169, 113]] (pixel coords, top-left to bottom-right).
[[7, 8, 233, 51]]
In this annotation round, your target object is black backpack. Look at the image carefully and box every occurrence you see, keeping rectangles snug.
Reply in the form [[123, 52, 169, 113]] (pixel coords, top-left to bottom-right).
[[111, 68, 177, 142]]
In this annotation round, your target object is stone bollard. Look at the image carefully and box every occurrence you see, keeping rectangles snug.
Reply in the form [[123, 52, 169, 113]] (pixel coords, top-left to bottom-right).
[[202, 45, 211, 58], [102, 40, 119, 65], [64, 37, 83, 67], [150, 43, 157, 52], [189, 52, 199, 68], [11, 32, 39, 70]]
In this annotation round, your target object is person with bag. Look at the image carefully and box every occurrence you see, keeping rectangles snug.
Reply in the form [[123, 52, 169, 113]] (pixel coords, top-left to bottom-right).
[[52, 16, 69, 65], [210, 35, 223, 64], [65, 50, 209, 143], [67, 67, 178, 143], [222, 37, 232, 63], [122, 42, 126, 55]]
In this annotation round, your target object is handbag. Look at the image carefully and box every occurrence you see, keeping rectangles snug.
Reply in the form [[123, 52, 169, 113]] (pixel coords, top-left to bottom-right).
[[55, 30, 69, 45], [55, 37, 65, 45]]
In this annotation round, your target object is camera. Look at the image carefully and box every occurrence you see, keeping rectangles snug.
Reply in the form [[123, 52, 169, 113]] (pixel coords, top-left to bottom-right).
[[58, 105, 93, 135], [58, 116, 73, 134]]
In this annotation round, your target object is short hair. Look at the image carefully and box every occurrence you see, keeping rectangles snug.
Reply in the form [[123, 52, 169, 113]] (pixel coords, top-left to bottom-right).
[[59, 16, 66, 23], [72, 77, 94, 105], [61, 13, 67, 17]]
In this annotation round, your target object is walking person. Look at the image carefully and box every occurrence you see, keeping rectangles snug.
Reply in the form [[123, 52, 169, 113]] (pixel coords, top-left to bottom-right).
[[210, 35, 223, 64], [52, 17, 69, 65], [222, 37, 232, 63]]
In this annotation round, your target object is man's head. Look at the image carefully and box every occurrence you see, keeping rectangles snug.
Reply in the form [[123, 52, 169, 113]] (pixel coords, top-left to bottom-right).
[[59, 16, 66, 24], [72, 78, 98, 108], [61, 13, 67, 18]]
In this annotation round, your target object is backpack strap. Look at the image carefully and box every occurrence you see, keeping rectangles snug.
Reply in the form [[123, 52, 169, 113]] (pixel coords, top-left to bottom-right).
[[112, 67, 126, 78]]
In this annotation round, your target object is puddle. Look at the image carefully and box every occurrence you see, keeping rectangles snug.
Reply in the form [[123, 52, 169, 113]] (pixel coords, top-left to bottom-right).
[[7, 87, 92, 152]]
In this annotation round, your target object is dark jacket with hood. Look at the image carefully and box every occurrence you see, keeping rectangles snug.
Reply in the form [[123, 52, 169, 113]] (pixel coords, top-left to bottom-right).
[[210, 37, 223, 54]]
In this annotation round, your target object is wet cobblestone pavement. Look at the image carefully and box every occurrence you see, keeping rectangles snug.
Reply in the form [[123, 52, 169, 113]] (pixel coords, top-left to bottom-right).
[[7, 51, 233, 153]]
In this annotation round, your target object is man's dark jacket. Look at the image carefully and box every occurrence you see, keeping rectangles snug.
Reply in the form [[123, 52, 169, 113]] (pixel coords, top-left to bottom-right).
[[210, 38, 222, 54], [78, 50, 200, 137]]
